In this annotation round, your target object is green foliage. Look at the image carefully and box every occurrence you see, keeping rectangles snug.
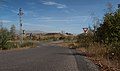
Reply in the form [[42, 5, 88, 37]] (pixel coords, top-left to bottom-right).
[[0, 27, 18, 50], [7, 42, 19, 49], [21, 42, 34, 48], [95, 8, 120, 44], [76, 4, 120, 68], [10, 25, 16, 40], [77, 33, 85, 43], [77, 31, 94, 47], [0, 28, 10, 50], [38, 36, 62, 42], [95, 8, 120, 62], [64, 36, 73, 41]]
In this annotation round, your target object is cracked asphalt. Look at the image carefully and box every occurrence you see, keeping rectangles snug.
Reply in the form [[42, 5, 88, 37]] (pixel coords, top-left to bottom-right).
[[0, 43, 99, 71]]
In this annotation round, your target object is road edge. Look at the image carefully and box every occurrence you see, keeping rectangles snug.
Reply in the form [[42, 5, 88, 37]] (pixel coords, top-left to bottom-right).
[[70, 49, 100, 71]]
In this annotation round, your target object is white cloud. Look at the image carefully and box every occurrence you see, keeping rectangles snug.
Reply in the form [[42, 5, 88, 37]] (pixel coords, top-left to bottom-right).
[[0, 0, 8, 3], [40, 19, 74, 22], [32, 16, 90, 22], [24, 22, 52, 28], [34, 16, 53, 20], [67, 16, 90, 19], [11, 9, 18, 14], [33, 16, 74, 22], [0, 4, 8, 9], [11, 9, 34, 15], [0, 20, 12, 23], [42, 1, 67, 9], [22, 10, 37, 17], [68, 16, 91, 23]]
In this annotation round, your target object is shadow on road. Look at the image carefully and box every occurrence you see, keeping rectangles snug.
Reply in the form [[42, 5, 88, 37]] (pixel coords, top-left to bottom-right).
[[56, 48, 87, 57], [57, 52, 87, 56]]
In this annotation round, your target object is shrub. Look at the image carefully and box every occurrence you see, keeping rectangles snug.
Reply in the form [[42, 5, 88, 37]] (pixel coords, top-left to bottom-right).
[[0, 28, 10, 50], [20, 42, 34, 48]]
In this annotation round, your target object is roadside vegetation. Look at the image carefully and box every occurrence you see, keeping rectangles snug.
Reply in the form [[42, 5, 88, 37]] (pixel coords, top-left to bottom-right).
[[56, 4, 120, 71], [0, 25, 35, 50], [0, 23, 67, 50]]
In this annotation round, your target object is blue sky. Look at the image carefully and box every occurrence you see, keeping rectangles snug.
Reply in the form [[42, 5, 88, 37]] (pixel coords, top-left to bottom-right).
[[0, 0, 120, 34]]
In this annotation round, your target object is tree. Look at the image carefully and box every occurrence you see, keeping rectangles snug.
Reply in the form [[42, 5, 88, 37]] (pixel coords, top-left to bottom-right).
[[77, 30, 94, 47], [10, 25, 16, 40], [95, 5, 120, 44], [0, 28, 10, 49]]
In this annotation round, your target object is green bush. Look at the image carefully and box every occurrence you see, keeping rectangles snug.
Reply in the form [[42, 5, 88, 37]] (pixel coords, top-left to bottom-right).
[[20, 42, 34, 48], [1, 42, 19, 50], [0, 28, 10, 50]]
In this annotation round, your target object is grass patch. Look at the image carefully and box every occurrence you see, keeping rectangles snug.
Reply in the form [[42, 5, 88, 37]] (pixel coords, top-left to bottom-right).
[[20, 42, 35, 48], [77, 43, 120, 71], [0, 42, 36, 50], [1, 42, 19, 50]]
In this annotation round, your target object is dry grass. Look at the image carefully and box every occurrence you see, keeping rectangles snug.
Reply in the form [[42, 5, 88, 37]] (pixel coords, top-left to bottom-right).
[[54, 42, 73, 48], [52, 41, 120, 71], [77, 44, 120, 71]]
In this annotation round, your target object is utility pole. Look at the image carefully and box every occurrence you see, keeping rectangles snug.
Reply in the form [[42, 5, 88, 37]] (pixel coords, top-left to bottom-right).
[[18, 8, 24, 45]]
